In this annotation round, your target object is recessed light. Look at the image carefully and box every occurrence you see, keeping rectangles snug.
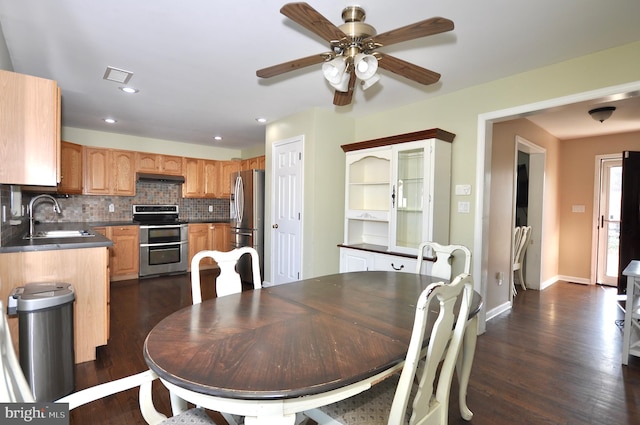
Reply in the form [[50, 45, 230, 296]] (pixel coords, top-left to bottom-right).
[[256, 117, 267, 124], [103, 66, 133, 84], [119, 87, 139, 94], [103, 118, 117, 124], [213, 136, 223, 141]]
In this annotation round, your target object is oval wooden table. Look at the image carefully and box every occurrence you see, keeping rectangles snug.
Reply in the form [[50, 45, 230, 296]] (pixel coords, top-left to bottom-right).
[[144, 271, 482, 424]]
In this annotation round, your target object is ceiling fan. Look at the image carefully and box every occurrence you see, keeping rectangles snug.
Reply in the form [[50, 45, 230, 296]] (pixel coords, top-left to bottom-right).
[[256, 2, 454, 106]]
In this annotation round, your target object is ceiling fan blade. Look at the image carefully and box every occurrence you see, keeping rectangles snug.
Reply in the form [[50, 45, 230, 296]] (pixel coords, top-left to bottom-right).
[[377, 53, 441, 85], [280, 2, 348, 43], [257, 53, 330, 78], [333, 70, 356, 106], [367, 17, 453, 48]]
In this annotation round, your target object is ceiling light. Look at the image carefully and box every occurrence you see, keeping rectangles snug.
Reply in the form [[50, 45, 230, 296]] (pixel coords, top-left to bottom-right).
[[119, 87, 139, 94], [213, 136, 223, 141], [103, 118, 117, 124], [256, 117, 267, 124], [588, 106, 616, 123], [103, 66, 133, 84], [322, 57, 347, 85]]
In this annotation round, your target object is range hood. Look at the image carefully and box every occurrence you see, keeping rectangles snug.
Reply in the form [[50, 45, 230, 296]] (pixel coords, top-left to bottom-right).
[[136, 173, 185, 184]]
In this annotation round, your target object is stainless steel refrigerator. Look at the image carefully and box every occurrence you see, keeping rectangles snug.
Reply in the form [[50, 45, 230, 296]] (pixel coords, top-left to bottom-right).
[[230, 169, 265, 285]]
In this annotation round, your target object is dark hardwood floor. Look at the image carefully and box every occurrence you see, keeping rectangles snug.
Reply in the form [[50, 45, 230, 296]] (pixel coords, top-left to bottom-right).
[[70, 275, 640, 424]]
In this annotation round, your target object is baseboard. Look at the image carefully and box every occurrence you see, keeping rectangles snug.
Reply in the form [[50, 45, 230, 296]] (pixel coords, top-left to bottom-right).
[[556, 275, 591, 286], [486, 301, 511, 321]]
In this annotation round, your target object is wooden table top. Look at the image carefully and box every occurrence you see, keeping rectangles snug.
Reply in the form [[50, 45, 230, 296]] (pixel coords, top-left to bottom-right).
[[143, 271, 481, 401]]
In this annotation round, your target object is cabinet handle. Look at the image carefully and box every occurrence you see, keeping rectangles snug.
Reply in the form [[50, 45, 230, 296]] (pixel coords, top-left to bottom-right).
[[391, 263, 404, 271], [391, 185, 396, 208]]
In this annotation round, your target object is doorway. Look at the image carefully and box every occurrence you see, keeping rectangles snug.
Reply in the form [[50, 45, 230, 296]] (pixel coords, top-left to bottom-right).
[[593, 155, 622, 286], [514, 136, 545, 291], [270, 136, 304, 286]]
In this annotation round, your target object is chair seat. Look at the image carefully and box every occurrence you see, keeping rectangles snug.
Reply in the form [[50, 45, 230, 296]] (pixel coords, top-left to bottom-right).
[[162, 407, 216, 424], [312, 375, 408, 425]]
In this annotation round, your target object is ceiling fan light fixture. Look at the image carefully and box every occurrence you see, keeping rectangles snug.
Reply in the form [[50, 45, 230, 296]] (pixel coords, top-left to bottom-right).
[[322, 57, 347, 84], [329, 72, 351, 92], [588, 106, 616, 123], [354, 53, 378, 80], [361, 73, 380, 90]]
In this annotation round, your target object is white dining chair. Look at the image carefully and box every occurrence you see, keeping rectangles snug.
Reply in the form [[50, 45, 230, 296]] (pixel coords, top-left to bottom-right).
[[0, 301, 216, 424], [512, 226, 532, 294], [190, 246, 262, 303], [303, 274, 473, 425], [416, 241, 471, 280]]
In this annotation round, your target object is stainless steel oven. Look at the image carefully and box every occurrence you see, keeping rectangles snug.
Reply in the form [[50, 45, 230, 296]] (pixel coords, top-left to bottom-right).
[[134, 205, 188, 278]]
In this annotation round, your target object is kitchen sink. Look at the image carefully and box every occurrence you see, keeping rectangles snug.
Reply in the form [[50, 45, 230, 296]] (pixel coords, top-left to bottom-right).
[[24, 229, 96, 239]]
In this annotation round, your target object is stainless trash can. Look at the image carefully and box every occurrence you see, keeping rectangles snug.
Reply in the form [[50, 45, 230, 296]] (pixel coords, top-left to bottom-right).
[[7, 282, 75, 401]]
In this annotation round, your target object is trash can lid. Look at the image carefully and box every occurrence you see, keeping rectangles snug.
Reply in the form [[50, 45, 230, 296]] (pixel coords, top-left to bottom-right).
[[10, 282, 75, 312]]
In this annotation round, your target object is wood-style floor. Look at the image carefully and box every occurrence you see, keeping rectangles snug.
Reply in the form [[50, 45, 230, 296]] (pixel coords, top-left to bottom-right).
[[70, 274, 640, 424]]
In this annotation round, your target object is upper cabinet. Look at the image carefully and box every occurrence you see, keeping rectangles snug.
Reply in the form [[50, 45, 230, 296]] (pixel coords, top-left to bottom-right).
[[135, 152, 183, 175], [58, 141, 83, 194], [341, 129, 454, 257], [0, 70, 61, 186], [83, 147, 135, 196]]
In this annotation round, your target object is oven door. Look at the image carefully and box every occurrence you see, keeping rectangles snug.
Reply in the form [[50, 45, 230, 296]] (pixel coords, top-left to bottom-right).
[[139, 225, 188, 277]]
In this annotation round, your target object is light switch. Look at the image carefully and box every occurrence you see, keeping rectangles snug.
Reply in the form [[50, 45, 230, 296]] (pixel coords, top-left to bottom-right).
[[457, 201, 470, 214], [571, 205, 585, 213]]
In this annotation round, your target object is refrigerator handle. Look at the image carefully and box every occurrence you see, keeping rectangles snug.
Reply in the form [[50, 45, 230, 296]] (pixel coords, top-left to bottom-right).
[[235, 175, 244, 223]]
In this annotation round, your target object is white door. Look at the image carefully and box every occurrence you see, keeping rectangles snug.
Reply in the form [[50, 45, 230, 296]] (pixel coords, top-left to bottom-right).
[[595, 156, 622, 286], [271, 137, 303, 285]]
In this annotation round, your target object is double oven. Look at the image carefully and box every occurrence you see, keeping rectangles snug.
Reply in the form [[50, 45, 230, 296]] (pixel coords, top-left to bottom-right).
[[133, 205, 188, 278]]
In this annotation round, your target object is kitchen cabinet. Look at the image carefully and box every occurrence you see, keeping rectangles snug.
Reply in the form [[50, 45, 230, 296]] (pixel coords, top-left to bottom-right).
[[218, 160, 240, 198], [58, 141, 83, 194], [241, 155, 265, 171], [183, 158, 220, 198], [339, 129, 454, 271], [0, 247, 109, 363], [94, 225, 139, 281], [188, 222, 230, 270], [0, 70, 61, 186], [623, 261, 640, 365], [83, 147, 135, 196], [135, 152, 183, 175]]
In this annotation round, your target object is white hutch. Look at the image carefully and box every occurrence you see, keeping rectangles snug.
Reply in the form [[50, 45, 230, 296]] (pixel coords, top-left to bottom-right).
[[339, 128, 454, 274]]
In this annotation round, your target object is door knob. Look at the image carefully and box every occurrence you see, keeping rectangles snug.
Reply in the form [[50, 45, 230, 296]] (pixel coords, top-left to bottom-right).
[[272, 224, 279, 229]]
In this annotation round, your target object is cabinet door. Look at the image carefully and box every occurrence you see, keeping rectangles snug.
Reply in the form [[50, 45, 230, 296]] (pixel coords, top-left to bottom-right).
[[135, 152, 161, 173], [83, 147, 110, 194], [161, 155, 183, 175], [188, 223, 213, 269], [58, 141, 83, 194], [183, 158, 204, 198], [339, 248, 374, 272], [203, 160, 218, 198], [218, 161, 239, 198], [212, 223, 230, 251], [0, 70, 60, 186], [111, 150, 135, 196], [110, 226, 139, 279]]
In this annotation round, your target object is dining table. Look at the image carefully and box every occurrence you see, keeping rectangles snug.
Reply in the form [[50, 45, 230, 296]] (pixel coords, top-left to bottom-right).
[[143, 271, 482, 425]]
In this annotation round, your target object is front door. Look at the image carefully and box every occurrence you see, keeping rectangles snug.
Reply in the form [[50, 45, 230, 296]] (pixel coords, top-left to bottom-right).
[[271, 137, 303, 285]]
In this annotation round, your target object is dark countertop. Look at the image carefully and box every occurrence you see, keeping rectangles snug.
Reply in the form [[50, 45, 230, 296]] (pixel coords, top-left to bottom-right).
[[1, 222, 113, 253]]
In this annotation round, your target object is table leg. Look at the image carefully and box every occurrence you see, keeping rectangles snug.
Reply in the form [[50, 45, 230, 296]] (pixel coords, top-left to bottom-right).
[[245, 414, 296, 425], [169, 391, 188, 415], [457, 315, 478, 421]]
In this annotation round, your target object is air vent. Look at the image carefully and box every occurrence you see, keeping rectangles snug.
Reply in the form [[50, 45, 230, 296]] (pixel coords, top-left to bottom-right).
[[103, 66, 133, 84]]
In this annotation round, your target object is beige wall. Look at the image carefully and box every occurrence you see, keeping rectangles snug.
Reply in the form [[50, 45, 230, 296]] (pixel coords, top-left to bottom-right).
[[559, 130, 640, 280], [489, 119, 561, 308], [265, 108, 353, 281]]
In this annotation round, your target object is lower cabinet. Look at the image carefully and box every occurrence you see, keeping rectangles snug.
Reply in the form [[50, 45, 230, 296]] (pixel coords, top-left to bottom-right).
[[93, 225, 140, 281], [188, 223, 231, 271], [339, 247, 418, 274]]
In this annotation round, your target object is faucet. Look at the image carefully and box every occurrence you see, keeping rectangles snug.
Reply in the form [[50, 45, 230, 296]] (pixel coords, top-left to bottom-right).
[[28, 194, 62, 237]]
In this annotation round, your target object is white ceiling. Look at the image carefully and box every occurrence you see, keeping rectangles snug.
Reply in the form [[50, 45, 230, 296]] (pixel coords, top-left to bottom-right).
[[1, 0, 640, 150]]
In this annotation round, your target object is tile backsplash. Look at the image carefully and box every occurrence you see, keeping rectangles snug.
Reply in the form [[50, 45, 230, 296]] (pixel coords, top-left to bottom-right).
[[0, 182, 229, 245]]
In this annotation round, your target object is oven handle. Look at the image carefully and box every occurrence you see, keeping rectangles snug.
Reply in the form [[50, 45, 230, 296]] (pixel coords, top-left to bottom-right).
[[140, 241, 188, 248], [140, 224, 187, 230]]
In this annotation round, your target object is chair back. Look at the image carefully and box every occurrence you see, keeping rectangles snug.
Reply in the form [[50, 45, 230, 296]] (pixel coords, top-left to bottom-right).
[[416, 242, 471, 280], [191, 247, 262, 303], [387, 274, 473, 425], [513, 226, 531, 269], [0, 301, 35, 402]]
